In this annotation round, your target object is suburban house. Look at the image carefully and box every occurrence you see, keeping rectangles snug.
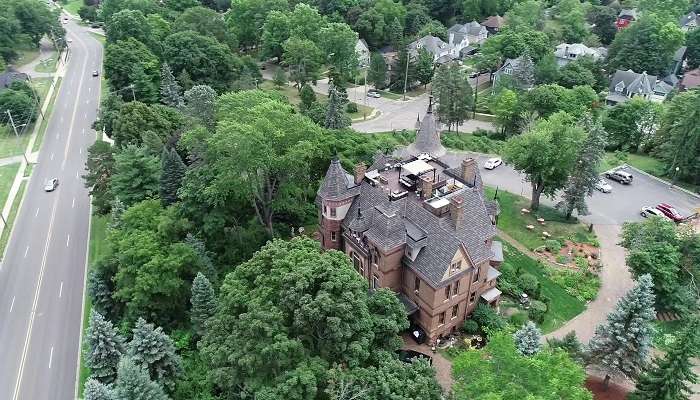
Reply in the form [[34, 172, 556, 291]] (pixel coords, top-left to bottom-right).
[[680, 68, 700, 91], [616, 8, 637, 30], [605, 69, 675, 104], [447, 21, 488, 56], [408, 35, 457, 64], [482, 15, 506, 34], [0, 71, 29, 89], [355, 38, 370, 68], [679, 11, 699, 32], [492, 56, 534, 90], [316, 98, 503, 343], [669, 46, 687, 76], [553, 43, 606, 66]]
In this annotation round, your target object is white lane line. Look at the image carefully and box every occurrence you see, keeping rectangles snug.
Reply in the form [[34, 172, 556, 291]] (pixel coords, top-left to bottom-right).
[[24, 246, 29, 258], [48, 347, 54, 369], [66, 235, 70, 248], [85, 99, 90, 104], [10, 296, 15, 313], [56, 133, 59, 139], [88, 86, 91, 92], [72, 197, 75, 208], [60, 116, 64, 123], [50, 153, 54, 160], [76, 171, 79, 179], [81, 128, 85, 134], [35, 208, 39, 217], [60, 42, 90, 172], [79, 148, 82, 154], [84, 113, 87, 119], [59, 282, 63, 298]]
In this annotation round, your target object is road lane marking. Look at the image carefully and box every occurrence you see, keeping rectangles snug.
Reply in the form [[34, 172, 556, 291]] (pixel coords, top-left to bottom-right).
[[81, 128, 85, 134], [86, 99, 89, 104], [56, 133, 59, 139], [35, 208, 39, 217], [50, 153, 54, 160], [60, 43, 90, 172], [10, 296, 15, 313], [72, 197, 75, 208], [59, 282, 63, 298], [79, 148, 82, 154], [88, 86, 91, 92], [24, 246, 29, 258], [76, 171, 79, 179], [66, 235, 70, 247], [49, 347, 54, 369]]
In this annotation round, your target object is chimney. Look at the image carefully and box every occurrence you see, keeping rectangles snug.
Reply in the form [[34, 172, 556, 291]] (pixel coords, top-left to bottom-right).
[[461, 158, 478, 187], [420, 175, 434, 200], [354, 162, 367, 184], [449, 196, 464, 230]]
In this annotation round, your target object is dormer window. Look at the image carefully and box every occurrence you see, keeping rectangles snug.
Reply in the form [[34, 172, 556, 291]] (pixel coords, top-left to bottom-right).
[[615, 81, 624, 93], [504, 67, 512, 74], [450, 260, 462, 273]]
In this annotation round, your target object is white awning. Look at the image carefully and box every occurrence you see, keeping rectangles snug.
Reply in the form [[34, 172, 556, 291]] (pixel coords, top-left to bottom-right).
[[481, 287, 502, 303], [401, 159, 435, 176]]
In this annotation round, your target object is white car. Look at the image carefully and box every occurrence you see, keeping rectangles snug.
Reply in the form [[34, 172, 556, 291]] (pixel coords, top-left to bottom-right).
[[44, 178, 59, 192], [594, 179, 612, 193], [640, 206, 671, 220], [367, 91, 381, 98], [483, 157, 503, 170]]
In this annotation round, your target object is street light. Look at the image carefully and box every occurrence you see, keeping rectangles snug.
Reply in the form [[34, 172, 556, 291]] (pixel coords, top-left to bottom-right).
[[671, 166, 680, 187]]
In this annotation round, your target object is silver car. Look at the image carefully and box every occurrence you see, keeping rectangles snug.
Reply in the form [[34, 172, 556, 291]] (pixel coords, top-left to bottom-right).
[[594, 179, 612, 193], [44, 178, 59, 192]]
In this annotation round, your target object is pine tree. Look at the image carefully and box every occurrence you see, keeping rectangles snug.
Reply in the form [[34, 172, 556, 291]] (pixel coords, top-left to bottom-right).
[[129, 64, 157, 103], [513, 321, 543, 356], [159, 147, 186, 206], [183, 85, 217, 130], [390, 42, 416, 93], [513, 54, 535, 89], [184, 234, 217, 283], [415, 48, 435, 88], [367, 52, 387, 89], [87, 265, 116, 319], [432, 63, 473, 131], [299, 84, 316, 111], [113, 357, 169, 400], [559, 114, 607, 219], [84, 378, 115, 400], [84, 311, 125, 383], [388, 17, 404, 49], [191, 272, 217, 336], [160, 63, 183, 108], [588, 274, 656, 388], [128, 318, 182, 390], [324, 85, 351, 129], [273, 67, 287, 88], [628, 318, 700, 400], [107, 198, 126, 231], [177, 70, 193, 92], [141, 131, 164, 156]]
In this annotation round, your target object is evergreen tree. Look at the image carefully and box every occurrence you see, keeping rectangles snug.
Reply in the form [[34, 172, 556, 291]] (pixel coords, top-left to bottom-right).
[[588, 274, 656, 388], [547, 331, 585, 363], [512, 54, 535, 89], [558, 115, 607, 219], [387, 17, 404, 49], [113, 357, 169, 400], [160, 63, 183, 108], [141, 131, 164, 156], [159, 147, 186, 206], [273, 67, 287, 88], [183, 85, 217, 131], [184, 234, 217, 283], [87, 265, 116, 319], [513, 321, 542, 356], [324, 85, 351, 129], [367, 52, 387, 89], [84, 378, 115, 400], [415, 48, 434, 88], [177, 70, 193, 92], [390, 43, 416, 93], [432, 63, 473, 131], [190, 272, 217, 336], [628, 318, 700, 400], [84, 311, 125, 383], [299, 84, 317, 111], [129, 64, 158, 104], [128, 318, 182, 390], [107, 198, 126, 231]]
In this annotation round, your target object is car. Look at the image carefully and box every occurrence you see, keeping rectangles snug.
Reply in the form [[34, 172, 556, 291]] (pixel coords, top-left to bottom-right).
[[396, 349, 433, 365], [92, 70, 99, 77], [655, 203, 685, 223], [483, 157, 503, 170], [44, 178, 59, 192], [469, 71, 479, 78], [66, 38, 73, 43], [604, 169, 633, 184], [640, 206, 671, 220], [367, 91, 381, 98], [594, 179, 612, 193]]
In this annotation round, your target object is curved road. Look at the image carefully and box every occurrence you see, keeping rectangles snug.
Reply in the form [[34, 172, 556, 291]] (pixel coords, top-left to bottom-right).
[[0, 16, 101, 400]]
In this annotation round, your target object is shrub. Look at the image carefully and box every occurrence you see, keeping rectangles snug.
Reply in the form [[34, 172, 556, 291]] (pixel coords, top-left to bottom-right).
[[346, 102, 358, 113], [472, 303, 507, 333], [544, 239, 562, 253], [463, 319, 479, 334], [528, 300, 547, 323], [518, 273, 540, 298], [509, 312, 529, 327], [555, 255, 569, 264]]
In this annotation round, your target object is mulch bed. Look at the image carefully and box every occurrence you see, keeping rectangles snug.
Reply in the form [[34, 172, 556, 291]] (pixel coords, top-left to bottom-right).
[[585, 376, 629, 400]]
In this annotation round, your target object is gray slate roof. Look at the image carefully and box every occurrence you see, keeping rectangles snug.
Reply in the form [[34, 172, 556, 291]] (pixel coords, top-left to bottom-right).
[[406, 97, 446, 157], [679, 12, 699, 27], [609, 69, 657, 96], [448, 21, 486, 43], [316, 158, 359, 202], [409, 35, 450, 57]]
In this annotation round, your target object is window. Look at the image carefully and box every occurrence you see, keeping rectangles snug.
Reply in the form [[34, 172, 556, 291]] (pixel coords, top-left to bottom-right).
[[472, 267, 479, 283], [438, 312, 445, 326], [445, 285, 451, 300], [451, 305, 458, 319], [353, 255, 362, 275], [469, 291, 476, 303], [453, 280, 460, 296], [331, 231, 337, 242], [330, 208, 337, 217], [323, 205, 327, 214], [372, 274, 380, 290], [414, 277, 421, 292], [450, 260, 462, 273]]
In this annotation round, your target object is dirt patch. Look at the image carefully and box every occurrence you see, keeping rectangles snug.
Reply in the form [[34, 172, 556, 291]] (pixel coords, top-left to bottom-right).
[[585, 376, 629, 400], [537, 240, 601, 271]]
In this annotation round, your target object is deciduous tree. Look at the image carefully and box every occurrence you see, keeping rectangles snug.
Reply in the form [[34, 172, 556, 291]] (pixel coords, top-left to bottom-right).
[[415, 48, 435, 87], [367, 52, 388, 89], [83, 141, 115, 215], [658, 90, 700, 187], [283, 36, 323, 90]]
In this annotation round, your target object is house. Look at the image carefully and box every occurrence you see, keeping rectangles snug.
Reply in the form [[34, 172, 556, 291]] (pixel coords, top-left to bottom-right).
[[482, 15, 506, 34], [448, 21, 488, 50], [408, 35, 457, 64], [316, 98, 503, 343], [605, 69, 674, 104], [553, 43, 606, 66], [616, 9, 637, 30], [0, 71, 29, 89], [668, 46, 687, 76], [679, 11, 699, 32], [492, 56, 534, 90], [680, 68, 700, 91], [355, 38, 370, 68]]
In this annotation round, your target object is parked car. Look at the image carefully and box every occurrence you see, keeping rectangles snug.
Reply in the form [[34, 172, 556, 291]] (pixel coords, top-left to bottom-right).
[[396, 349, 433, 365], [408, 324, 427, 344], [44, 178, 59, 192], [594, 179, 612, 193], [92, 70, 99, 77], [655, 203, 685, 223], [640, 206, 671, 220], [483, 157, 503, 170], [604, 169, 633, 184], [367, 90, 381, 98]]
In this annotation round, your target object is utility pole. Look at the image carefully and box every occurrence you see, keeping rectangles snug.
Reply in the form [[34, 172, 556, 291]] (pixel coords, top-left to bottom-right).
[[26, 76, 45, 119], [129, 85, 136, 102], [6, 110, 30, 164]]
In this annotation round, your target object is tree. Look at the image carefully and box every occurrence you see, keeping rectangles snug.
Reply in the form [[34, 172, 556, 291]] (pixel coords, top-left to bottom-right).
[[453, 331, 592, 399], [299, 83, 317, 111], [607, 15, 684, 76], [183, 85, 217, 130], [587, 274, 656, 388], [547, 331, 585, 364], [78, 5, 98, 22], [325, 85, 351, 129], [505, 0, 544, 30], [288, 3, 326, 43], [200, 237, 410, 399], [273, 67, 287, 88], [319, 22, 359, 84], [513, 321, 542, 356], [111, 102, 184, 148], [687, 29, 700, 69], [535, 53, 560, 84], [432, 63, 473, 131], [367, 52, 388, 89], [106, 9, 152, 48], [603, 98, 663, 152], [261, 10, 291, 59], [225, 0, 287, 49], [558, 62, 595, 89], [128, 318, 182, 390], [282, 36, 323, 90], [190, 272, 217, 337], [489, 88, 520, 134], [638, 0, 690, 22], [559, 115, 607, 218], [113, 357, 169, 400], [111, 145, 160, 207], [390, 42, 415, 92], [512, 54, 535, 89], [415, 48, 434, 87], [84, 378, 115, 400], [104, 38, 160, 102], [173, 6, 237, 49], [159, 63, 182, 108], [657, 90, 700, 187], [558, 0, 590, 43], [0, 88, 36, 125], [504, 112, 586, 210], [629, 317, 700, 400], [84, 311, 125, 383], [159, 147, 186, 206], [589, 6, 617, 45]]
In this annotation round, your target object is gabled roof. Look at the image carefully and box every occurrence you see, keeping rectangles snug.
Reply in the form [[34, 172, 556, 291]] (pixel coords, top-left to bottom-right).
[[554, 43, 604, 60], [673, 46, 687, 62], [609, 69, 657, 95], [406, 97, 446, 157], [409, 35, 450, 56], [618, 8, 637, 19], [316, 158, 359, 201], [680, 68, 700, 90], [482, 15, 505, 28]]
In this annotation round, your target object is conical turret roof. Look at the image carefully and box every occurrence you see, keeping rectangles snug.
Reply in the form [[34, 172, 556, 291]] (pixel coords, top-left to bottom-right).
[[316, 158, 358, 201], [407, 96, 446, 157]]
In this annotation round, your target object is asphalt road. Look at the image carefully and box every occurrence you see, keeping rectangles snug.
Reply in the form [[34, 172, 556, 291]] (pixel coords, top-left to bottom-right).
[[0, 16, 101, 400]]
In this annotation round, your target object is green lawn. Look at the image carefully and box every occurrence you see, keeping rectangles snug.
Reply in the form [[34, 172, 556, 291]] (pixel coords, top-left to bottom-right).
[[78, 213, 109, 397], [0, 181, 27, 261], [0, 125, 31, 159], [32, 77, 52, 102], [11, 44, 40, 69], [62, 0, 83, 15], [0, 162, 21, 208], [442, 132, 505, 154], [484, 186, 598, 251], [34, 52, 57, 73], [89, 32, 106, 45]]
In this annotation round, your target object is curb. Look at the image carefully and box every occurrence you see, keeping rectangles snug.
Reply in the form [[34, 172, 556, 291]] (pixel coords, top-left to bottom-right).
[[620, 164, 700, 200]]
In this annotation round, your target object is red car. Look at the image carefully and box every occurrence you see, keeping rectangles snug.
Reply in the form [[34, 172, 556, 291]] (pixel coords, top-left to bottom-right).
[[655, 203, 685, 223]]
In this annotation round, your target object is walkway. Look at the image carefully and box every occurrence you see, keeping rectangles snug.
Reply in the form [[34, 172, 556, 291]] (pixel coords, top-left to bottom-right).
[[401, 333, 453, 393], [11, 39, 56, 79]]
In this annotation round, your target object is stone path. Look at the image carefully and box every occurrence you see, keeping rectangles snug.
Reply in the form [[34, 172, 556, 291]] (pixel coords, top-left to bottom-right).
[[401, 333, 454, 393]]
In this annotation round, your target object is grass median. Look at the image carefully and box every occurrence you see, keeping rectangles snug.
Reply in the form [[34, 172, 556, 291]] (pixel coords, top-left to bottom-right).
[[0, 180, 28, 260]]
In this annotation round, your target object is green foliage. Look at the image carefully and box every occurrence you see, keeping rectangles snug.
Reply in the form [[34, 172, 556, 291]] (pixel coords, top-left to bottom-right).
[[0, 88, 36, 126], [104, 37, 160, 103], [78, 5, 99, 21], [183, 85, 217, 131], [518, 273, 540, 297], [367, 52, 388, 89], [190, 272, 216, 337], [225, 0, 287, 48], [547, 331, 584, 364], [272, 67, 287, 88], [441, 131, 506, 154], [509, 312, 529, 327], [346, 102, 358, 113], [106, 9, 152, 48], [128, 318, 182, 391], [463, 319, 480, 334], [687, 29, 700, 69], [603, 98, 663, 153], [159, 147, 186, 206], [0, 0, 64, 62], [528, 300, 547, 323], [545, 239, 562, 253], [299, 83, 317, 110], [589, 6, 617, 45], [173, 6, 237, 49], [548, 268, 600, 302], [415, 48, 435, 87], [83, 140, 115, 215], [324, 85, 351, 129], [113, 357, 169, 400], [160, 63, 183, 108], [84, 378, 115, 400], [489, 88, 521, 134], [111, 101, 184, 148], [84, 311, 125, 383], [319, 22, 359, 84], [513, 321, 542, 356], [472, 303, 507, 333], [657, 90, 700, 187], [283, 36, 323, 89], [433, 63, 473, 130], [390, 42, 416, 92], [111, 145, 160, 207], [524, 84, 597, 118]]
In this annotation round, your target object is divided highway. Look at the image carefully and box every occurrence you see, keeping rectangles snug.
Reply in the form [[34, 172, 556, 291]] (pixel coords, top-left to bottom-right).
[[0, 17, 102, 400]]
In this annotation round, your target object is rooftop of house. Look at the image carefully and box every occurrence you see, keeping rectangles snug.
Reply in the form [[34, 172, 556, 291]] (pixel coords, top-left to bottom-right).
[[554, 43, 606, 59], [680, 68, 700, 90], [482, 15, 505, 28], [609, 69, 657, 94], [0, 71, 29, 89], [409, 35, 451, 56], [679, 11, 699, 27], [448, 21, 486, 39], [618, 8, 637, 19]]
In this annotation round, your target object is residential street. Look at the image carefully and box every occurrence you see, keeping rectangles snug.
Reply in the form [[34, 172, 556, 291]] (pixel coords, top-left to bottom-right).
[[0, 16, 101, 400]]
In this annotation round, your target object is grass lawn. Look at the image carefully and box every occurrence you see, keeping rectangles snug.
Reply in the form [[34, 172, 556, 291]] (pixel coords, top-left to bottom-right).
[[11, 45, 40, 69], [442, 131, 504, 154], [78, 213, 109, 397], [33, 77, 62, 153], [34, 52, 57, 73], [89, 32, 106, 45], [62, 0, 83, 15], [500, 240, 586, 333], [0, 126, 31, 159], [484, 186, 598, 251], [32, 77, 52, 102], [0, 162, 21, 208], [0, 181, 27, 260]]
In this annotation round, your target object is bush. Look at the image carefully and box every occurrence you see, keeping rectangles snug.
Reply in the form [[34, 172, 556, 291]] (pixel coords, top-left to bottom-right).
[[463, 319, 479, 334], [509, 312, 529, 327], [472, 303, 507, 334], [555, 255, 569, 264], [545, 239, 562, 253], [528, 300, 547, 323], [518, 273, 540, 298], [346, 102, 358, 113]]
